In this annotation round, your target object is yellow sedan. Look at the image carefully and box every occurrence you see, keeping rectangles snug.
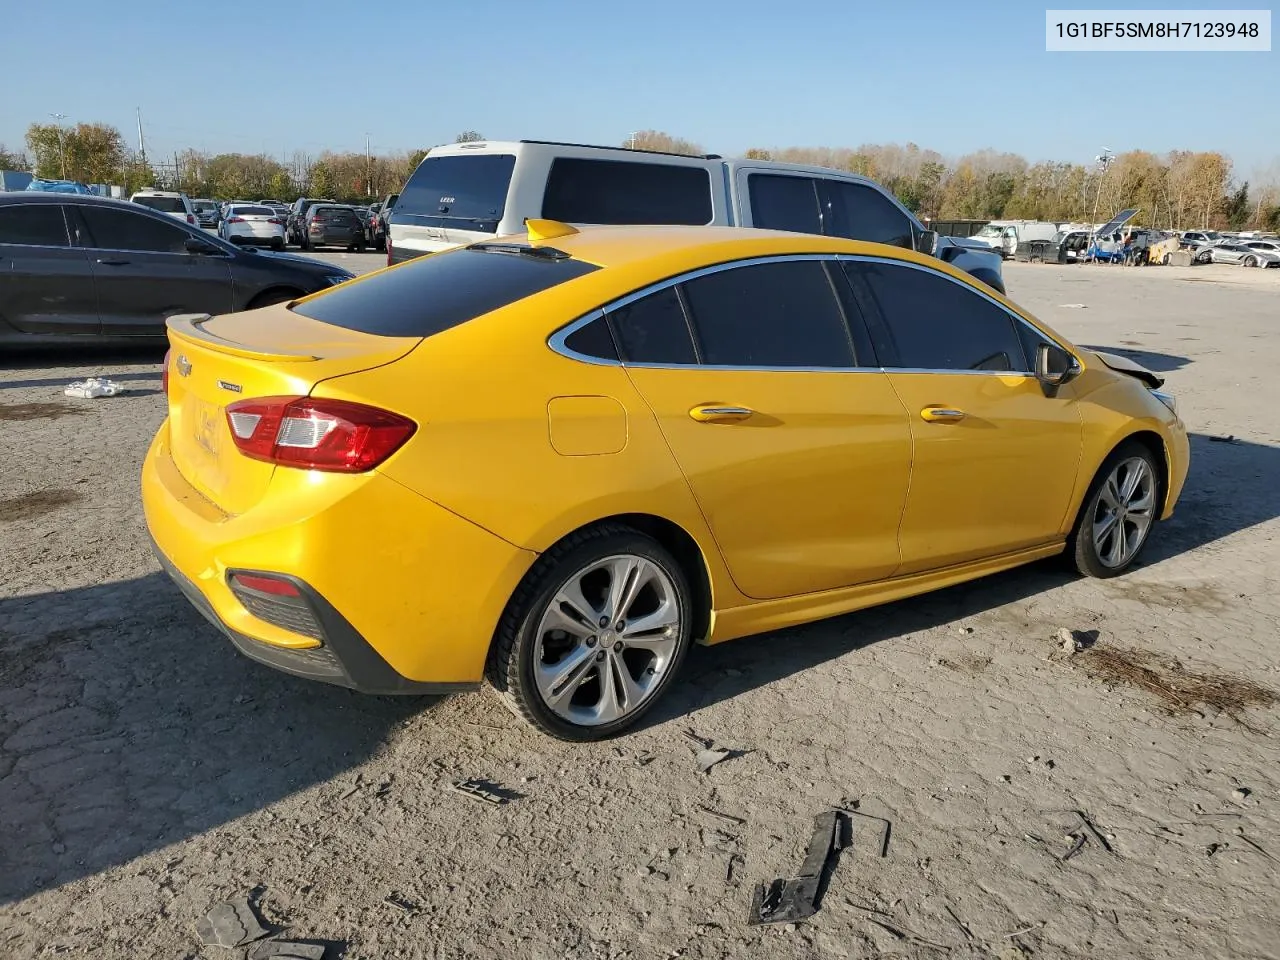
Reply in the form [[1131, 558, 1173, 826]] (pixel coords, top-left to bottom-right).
[[142, 221, 1189, 740]]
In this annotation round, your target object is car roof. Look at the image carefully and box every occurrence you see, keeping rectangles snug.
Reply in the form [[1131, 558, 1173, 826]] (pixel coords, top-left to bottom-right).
[[0, 192, 171, 212]]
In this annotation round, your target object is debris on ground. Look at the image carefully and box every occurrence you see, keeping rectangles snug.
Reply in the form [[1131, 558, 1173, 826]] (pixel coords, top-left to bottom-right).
[[451, 778, 518, 805], [841, 802, 892, 858], [1232, 787, 1252, 801], [1073, 645, 1280, 724], [63, 377, 124, 399], [748, 811, 847, 925], [1057, 628, 1097, 654], [699, 805, 746, 826], [248, 939, 328, 959], [1058, 303, 1088, 308], [195, 896, 269, 948], [384, 892, 420, 914], [1207, 434, 1240, 444], [1056, 810, 1114, 861], [683, 729, 746, 775], [957, 626, 974, 635]]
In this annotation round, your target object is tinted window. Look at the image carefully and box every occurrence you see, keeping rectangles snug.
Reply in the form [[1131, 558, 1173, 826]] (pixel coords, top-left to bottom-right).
[[77, 205, 193, 254], [681, 260, 855, 368], [542, 158, 713, 226], [313, 207, 358, 222], [229, 206, 275, 216], [293, 246, 599, 337], [133, 195, 186, 213], [562, 316, 619, 361], [856, 260, 1028, 371], [748, 174, 822, 235], [396, 155, 515, 230], [822, 181, 914, 248], [0, 205, 69, 246], [608, 288, 697, 365]]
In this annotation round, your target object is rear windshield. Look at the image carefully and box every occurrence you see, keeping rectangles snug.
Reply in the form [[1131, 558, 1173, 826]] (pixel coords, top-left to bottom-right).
[[230, 206, 275, 216], [395, 155, 515, 231], [292, 245, 599, 337], [193, 201, 216, 211], [134, 195, 185, 213], [314, 207, 358, 221], [542, 158, 714, 225]]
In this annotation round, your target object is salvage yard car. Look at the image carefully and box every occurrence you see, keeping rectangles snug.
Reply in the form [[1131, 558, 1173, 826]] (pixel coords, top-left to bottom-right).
[[388, 140, 1006, 293], [0, 193, 353, 343], [144, 220, 1189, 740]]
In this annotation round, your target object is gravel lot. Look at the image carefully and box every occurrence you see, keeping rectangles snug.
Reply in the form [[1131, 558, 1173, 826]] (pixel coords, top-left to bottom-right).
[[2, 258, 1278, 960]]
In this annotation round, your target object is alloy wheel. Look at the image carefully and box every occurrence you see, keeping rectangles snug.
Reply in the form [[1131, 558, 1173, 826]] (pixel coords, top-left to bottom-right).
[[532, 554, 681, 726], [1092, 457, 1156, 569]]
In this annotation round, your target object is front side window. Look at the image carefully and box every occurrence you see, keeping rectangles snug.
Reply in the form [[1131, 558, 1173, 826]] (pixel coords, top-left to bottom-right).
[[821, 180, 915, 249], [542, 158, 713, 226], [748, 174, 822, 235], [853, 260, 1028, 372], [680, 259, 856, 368], [0, 205, 70, 246], [607, 287, 697, 365], [76, 205, 193, 254]]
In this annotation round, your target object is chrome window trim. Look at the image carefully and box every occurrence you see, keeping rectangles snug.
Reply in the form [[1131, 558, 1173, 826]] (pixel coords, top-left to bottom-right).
[[549, 253, 879, 372], [549, 251, 1075, 378], [64, 201, 235, 258], [836, 253, 1074, 375]]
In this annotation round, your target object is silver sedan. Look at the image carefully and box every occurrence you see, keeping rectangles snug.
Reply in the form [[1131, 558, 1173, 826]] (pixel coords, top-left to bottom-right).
[[1209, 242, 1280, 267]]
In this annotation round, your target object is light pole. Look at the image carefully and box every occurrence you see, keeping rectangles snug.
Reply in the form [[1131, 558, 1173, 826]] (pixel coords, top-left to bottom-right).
[[1088, 148, 1115, 260], [49, 113, 68, 179]]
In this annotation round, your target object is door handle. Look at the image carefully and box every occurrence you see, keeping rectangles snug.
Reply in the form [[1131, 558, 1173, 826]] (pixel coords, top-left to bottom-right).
[[920, 406, 967, 423], [689, 404, 754, 423], [96, 258, 130, 266]]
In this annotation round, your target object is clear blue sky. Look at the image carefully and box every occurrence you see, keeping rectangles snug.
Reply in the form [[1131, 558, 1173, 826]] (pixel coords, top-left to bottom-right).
[[2, 0, 1276, 177]]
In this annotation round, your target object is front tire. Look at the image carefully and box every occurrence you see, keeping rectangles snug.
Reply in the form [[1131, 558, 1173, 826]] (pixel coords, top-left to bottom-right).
[[1068, 441, 1161, 578], [487, 524, 693, 741], [1244, 255, 1257, 268]]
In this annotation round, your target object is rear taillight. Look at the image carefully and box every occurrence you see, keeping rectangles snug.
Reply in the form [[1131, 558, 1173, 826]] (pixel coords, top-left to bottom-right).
[[161, 349, 170, 396], [228, 216, 245, 224], [268, 217, 283, 225], [309, 222, 321, 232], [186, 214, 195, 224], [224, 396, 416, 472]]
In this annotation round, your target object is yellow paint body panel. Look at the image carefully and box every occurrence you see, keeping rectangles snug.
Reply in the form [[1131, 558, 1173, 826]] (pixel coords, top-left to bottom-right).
[[143, 225, 1190, 689]]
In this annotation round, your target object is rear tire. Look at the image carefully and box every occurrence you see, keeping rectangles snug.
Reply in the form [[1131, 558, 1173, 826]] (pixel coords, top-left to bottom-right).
[[300, 236, 310, 251], [375, 235, 386, 252], [1244, 255, 1257, 268], [486, 524, 693, 741], [271, 239, 284, 251], [1067, 440, 1161, 579]]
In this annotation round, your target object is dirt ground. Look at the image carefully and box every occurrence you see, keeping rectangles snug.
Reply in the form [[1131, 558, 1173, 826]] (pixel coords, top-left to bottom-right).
[[2, 259, 1278, 960]]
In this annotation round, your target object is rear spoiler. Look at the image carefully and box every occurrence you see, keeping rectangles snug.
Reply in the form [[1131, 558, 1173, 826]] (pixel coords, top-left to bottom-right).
[[1092, 350, 1165, 389], [165, 314, 320, 362]]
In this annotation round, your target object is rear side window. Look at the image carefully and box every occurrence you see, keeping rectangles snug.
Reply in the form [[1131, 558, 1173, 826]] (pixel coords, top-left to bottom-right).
[[608, 288, 697, 365], [76, 205, 192, 254], [542, 158, 713, 225], [0, 205, 69, 246], [748, 174, 822, 235], [133, 195, 186, 213], [854, 260, 1028, 372], [396, 155, 515, 231], [292, 246, 599, 337], [681, 260, 856, 368], [821, 180, 915, 249]]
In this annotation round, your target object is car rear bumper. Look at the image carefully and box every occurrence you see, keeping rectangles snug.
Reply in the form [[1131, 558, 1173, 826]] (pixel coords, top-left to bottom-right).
[[141, 420, 537, 693], [308, 232, 362, 244]]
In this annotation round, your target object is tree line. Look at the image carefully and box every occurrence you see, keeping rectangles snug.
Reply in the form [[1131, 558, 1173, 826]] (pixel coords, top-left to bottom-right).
[[4, 122, 1277, 231]]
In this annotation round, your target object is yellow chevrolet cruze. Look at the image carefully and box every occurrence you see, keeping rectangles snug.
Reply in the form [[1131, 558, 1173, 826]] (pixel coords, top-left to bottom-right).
[[143, 221, 1189, 740]]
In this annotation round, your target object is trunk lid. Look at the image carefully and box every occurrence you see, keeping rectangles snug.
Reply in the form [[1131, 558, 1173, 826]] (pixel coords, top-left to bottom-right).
[[165, 306, 420, 515]]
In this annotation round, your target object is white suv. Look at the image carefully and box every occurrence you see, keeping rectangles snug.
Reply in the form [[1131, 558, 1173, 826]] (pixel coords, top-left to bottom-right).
[[130, 190, 197, 226], [387, 140, 1006, 293]]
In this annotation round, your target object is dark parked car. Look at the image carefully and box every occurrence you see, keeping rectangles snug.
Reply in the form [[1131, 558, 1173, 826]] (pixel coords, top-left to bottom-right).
[[369, 192, 398, 251], [303, 204, 367, 251], [191, 198, 220, 229], [0, 193, 355, 344], [287, 197, 336, 248]]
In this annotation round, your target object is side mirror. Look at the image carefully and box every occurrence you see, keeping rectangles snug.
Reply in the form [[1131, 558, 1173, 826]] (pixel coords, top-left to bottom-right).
[[915, 229, 939, 257], [185, 236, 217, 255], [1035, 342, 1080, 397]]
